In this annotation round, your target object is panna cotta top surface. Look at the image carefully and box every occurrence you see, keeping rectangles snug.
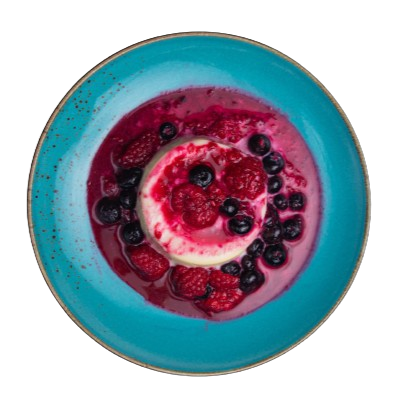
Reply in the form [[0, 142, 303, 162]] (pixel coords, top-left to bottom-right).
[[138, 138, 267, 266]]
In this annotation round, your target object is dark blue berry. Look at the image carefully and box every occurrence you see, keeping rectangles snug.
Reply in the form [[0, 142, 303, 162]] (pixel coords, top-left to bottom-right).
[[188, 164, 214, 188], [119, 189, 136, 209], [122, 221, 144, 245], [219, 198, 239, 217], [262, 223, 283, 244], [273, 194, 288, 210], [116, 167, 143, 189], [267, 175, 283, 194], [241, 255, 256, 271], [282, 215, 303, 241], [221, 261, 241, 276], [265, 204, 280, 225], [246, 239, 264, 258], [262, 152, 285, 175], [96, 197, 121, 224], [248, 134, 271, 156], [159, 122, 178, 141], [263, 244, 287, 267], [289, 192, 306, 211], [239, 269, 265, 293], [228, 216, 253, 235]]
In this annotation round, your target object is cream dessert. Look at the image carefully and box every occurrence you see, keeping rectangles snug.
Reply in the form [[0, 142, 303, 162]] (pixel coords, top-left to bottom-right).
[[87, 86, 322, 320], [138, 138, 267, 266]]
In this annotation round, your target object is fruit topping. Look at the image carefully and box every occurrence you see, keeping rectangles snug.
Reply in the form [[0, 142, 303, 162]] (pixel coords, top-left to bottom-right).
[[262, 152, 285, 175], [170, 265, 209, 299], [288, 192, 306, 211], [246, 239, 265, 258], [96, 197, 122, 224], [248, 134, 271, 156], [122, 221, 144, 245], [239, 269, 265, 293], [219, 197, 240, 217], [241, 255, 257, 271], [282, 215, 304, 241], [221, 261, 241, 276], [116, 167, 143, 189], [228, 215, 254, 235], [159, 122, 178, 141], [224, 156, 267, 200], [263, 244, 287, 267], [119, 189, 136, 209], [188, 164, 215, 188], [273, 194, 288, 210], [267, 175, 283, 194], [128, 244, 170, 281], [262, 222, 283, 244], [209, 269, 240, 290], [197, 289, 244, 313]]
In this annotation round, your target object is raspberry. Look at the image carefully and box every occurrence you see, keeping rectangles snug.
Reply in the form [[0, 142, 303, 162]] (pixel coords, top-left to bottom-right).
[[117, 131, 160, 168], [206, 181, 227, 208], [170, 183, 218, 229], [224, 157, 267, 199], [171, 265, 209, 299], [101, 176, 119, 197], [128, 244, 170, 281], [209, 269, 239, 290], [197, 289, 244, 313]]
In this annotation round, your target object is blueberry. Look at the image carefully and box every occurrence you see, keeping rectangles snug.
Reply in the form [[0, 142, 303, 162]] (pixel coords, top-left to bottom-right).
[[282, 215, 303, 241], [219, 198, 239, 217], [116, 167, 143, 189], [248, 134, 271, 156], [241, 255, 256, 271], [159, 122, 178, 141], [96, 197, 121, 224], [188, 164, 214, 188], [263, 244, 287, 267], [228, 216, 253, 235], [239, 269, 265, 293], [262, 152, 285, 175], [289, 192, 306, 211], [246, 239, 264, 258], [262, 223, 283, 244], [221, 261, 241, 276], [267, 175, 283, 194], [119, 189, 136, 209], [273, 194, 288, 210], [122, 221, 144, 245], [265, 204, 280, 225]]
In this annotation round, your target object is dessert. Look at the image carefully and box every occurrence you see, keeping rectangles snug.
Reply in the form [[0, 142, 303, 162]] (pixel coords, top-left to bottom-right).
[[87, 87, 321, 320]]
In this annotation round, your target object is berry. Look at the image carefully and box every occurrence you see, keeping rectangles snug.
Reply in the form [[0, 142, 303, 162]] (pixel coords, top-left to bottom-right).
[[273, 194, 288, 210], [171, 183, 218, 229], [282, 215, 303, 241], [241, 255, 256, 271], [209, 269, 240, 290], [228, 215, 253, 235], [263, 244, 287, 267], [248, 134, 271, 156], [116, 167, 143, 189], [171, 265, 209, 300], [122, 221, 144, 245], [221, 261, 241, 276], [207, 181, 227, 207], [119, 189, 136, 209], [239, 269, 265, 293], [289, 192, 306, 211], [265, 204, 280, 225], [267, 175, 283, 194], [188, 164, 215, 188], [262, 152, 285, 175], [246, 239, 264, 258], [118, 131, 160, 168], [224, 157, 267, 200], [197, 289, 244, 313], [262, 223, 283, 244], [129, 244, 170, 281], [219, 198, 239, 217], [159, 122, 178, 141], [96, 197, 121, 224]]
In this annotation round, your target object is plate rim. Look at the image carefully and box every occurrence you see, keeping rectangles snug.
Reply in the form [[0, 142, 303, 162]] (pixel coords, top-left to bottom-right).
[[27, 31, 371, 376]]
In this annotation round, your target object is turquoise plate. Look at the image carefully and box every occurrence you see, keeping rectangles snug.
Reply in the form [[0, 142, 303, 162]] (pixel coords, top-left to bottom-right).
[[28, 32, 370, 375]]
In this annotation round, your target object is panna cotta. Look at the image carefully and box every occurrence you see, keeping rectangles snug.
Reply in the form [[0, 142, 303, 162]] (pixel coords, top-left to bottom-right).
[[138, 138, 267, 266]]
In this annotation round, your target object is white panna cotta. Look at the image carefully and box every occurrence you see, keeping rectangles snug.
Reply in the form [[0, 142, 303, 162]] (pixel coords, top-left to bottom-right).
[[137, 138, 267, 266]]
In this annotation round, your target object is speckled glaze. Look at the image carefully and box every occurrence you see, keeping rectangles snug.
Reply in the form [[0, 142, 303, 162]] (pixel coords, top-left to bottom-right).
[[28, 32, 370, 375]]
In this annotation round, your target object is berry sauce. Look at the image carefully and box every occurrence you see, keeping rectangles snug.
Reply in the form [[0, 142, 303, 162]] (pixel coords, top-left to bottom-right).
[[87, 87, 322, 321]]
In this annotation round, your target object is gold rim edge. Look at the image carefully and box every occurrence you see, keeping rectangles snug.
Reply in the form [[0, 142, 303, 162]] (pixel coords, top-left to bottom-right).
[[27, 31, 371, 376]]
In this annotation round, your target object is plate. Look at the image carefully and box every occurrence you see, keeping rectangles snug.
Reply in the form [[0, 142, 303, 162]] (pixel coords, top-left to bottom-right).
[[28, 32, 370, 375]]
